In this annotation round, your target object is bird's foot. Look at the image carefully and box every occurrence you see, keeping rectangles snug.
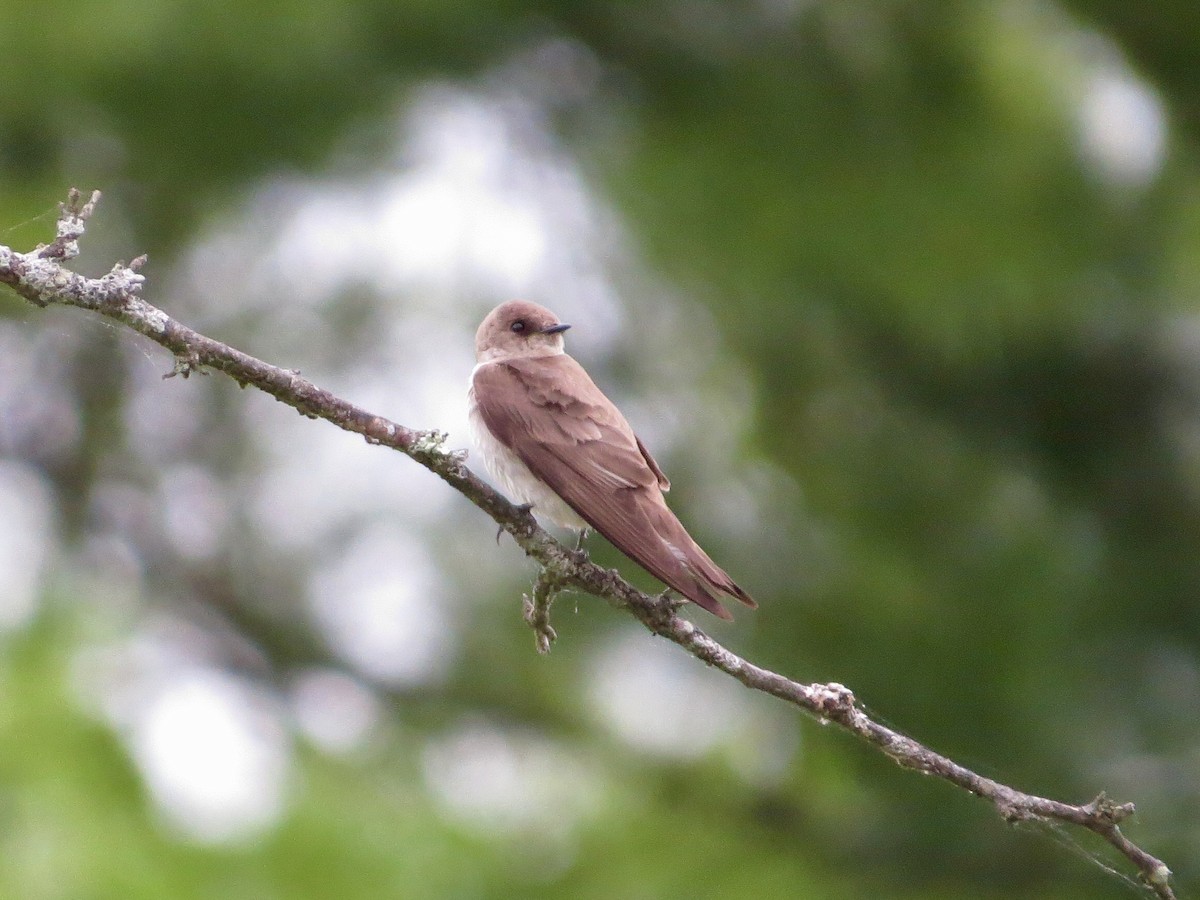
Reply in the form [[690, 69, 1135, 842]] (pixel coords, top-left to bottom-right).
[[654, 589, 688, 614], [570, 527, 592, 563], [497, 503, 535, 544]]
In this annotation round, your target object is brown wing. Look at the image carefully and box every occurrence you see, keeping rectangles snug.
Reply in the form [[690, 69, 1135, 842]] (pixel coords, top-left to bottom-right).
[[473, 355, 754, 619]]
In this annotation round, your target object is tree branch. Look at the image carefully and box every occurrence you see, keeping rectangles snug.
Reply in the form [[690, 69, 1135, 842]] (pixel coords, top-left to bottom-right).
[[1, 190, 1176, 898]]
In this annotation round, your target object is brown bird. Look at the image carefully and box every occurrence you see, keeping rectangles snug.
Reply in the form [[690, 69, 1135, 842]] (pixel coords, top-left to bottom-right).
[[468, 299, 755, 620]]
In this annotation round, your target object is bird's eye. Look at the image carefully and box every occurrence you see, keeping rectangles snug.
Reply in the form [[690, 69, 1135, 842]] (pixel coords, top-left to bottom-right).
[[510, 320, 526, 333]]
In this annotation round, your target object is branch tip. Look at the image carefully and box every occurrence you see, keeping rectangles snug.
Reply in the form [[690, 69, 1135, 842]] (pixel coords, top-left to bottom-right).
[[524, 569, 564, 653], [1145, 863, 1172, 888], [58, 187, 100, 219], [1084, 792, 1135, 826], [39, 188, 103, 261]]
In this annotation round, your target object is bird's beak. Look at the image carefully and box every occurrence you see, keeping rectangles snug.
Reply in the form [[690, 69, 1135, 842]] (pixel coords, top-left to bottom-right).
[[541, 323, 571, 334]]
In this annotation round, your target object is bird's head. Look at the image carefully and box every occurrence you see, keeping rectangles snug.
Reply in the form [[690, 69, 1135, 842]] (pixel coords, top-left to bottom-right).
[[475, 300, 571, 363]]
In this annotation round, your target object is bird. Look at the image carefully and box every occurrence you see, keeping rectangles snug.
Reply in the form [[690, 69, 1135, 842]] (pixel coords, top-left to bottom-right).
[[468, 299, 755, 620]]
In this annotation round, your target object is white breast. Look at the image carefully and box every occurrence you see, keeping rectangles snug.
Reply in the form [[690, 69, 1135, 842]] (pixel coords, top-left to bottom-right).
[[468, 368, 588, 531]]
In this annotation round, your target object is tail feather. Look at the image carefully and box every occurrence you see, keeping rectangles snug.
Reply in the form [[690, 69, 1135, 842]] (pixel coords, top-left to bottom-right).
[[645, 507, 755, 620], [674, 574, 735, 621]]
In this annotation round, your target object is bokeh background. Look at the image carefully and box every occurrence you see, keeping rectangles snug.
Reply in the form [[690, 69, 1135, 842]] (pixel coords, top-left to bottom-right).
[[2, 1, 1198, 897]]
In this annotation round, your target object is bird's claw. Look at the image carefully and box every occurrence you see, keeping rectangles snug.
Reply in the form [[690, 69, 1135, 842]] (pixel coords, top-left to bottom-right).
[[496, 503, 535, 544], [655, 589, 687, 613]]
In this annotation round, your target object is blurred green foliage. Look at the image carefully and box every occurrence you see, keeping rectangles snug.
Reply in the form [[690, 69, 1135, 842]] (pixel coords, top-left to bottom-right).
[[2, 1, 1199, 897]]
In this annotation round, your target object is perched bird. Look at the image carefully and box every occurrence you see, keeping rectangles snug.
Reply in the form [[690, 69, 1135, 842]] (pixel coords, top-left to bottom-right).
[[468, 299, 755, 620]]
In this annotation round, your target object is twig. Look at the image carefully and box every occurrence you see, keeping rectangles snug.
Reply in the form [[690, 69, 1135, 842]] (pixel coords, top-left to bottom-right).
[[523, 569, 562, 654], [0, 190, 1176, 898]]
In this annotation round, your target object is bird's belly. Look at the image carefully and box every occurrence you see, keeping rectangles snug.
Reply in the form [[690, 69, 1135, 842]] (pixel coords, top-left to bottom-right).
[[467, 390, 588, 531]]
